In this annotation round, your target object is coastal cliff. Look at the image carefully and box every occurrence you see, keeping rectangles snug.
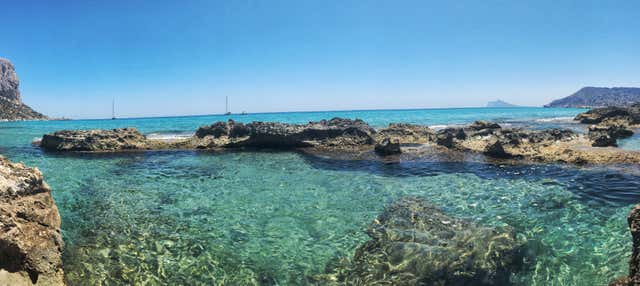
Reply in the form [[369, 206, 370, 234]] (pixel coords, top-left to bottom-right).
[[546, 87, 640, 108], [0, 58, 47, 121], [0, 156, 64, 285]]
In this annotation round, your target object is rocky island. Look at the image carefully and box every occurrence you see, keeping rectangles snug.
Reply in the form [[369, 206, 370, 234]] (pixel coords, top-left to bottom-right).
[[0, 58, 47, 121]]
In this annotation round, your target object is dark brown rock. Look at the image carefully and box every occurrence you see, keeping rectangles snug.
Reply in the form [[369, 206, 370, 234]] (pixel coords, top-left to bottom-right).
[[0, 156, 64, 285], [575, 105, 640, 125], [195, 117, 376, 149], [484, 139, 511, 158], [374, 138, 401, 155]]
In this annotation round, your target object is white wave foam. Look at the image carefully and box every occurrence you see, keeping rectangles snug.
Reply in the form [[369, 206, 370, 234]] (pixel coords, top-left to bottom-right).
[[147, 133, 194, 141], [534, 117, 574, 123], [430, 125, 448, 130]]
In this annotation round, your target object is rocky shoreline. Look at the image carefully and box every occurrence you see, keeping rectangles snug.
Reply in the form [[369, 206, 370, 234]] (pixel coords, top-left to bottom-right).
[[0, 157, 64, 285], [37, 114, 640, 165]]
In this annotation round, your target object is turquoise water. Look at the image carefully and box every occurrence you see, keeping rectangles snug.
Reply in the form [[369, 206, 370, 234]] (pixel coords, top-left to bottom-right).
[[1, 107, 639, 285]]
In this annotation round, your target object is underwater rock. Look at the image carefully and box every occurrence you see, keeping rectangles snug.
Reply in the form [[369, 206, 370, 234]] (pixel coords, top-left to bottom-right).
[[40, 128, 152, 151], [320, 197, 525, 286], [375, 123, 436, 143], [195, 117, 376, 148], [374, 138, 401, 155], [0, 156, 64, 285]]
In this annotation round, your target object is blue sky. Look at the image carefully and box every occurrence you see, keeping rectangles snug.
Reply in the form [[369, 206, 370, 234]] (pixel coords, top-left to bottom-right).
[[1, 1, 639, 118]]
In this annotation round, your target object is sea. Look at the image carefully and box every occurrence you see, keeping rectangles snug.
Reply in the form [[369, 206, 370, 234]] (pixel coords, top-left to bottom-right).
[[1, 107, 640, 285]]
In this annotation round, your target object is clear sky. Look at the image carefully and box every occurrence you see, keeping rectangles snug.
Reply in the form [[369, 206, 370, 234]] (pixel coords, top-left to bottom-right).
[[1, 1, 639, 119]]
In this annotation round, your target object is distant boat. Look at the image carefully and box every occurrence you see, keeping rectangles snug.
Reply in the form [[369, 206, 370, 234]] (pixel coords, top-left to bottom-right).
[[111, 98, 117, 120], [224, 96, 231, 115], [241, 111, 247, 115]]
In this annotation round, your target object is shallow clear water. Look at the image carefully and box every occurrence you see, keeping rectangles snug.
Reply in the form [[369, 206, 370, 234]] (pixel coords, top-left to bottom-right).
[[1, 107, 639, 285]]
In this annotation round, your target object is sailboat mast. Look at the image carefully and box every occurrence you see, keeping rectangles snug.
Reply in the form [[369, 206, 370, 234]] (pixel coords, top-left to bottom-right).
[[225, 96, 229, 114], [112, 98, 115, 120]]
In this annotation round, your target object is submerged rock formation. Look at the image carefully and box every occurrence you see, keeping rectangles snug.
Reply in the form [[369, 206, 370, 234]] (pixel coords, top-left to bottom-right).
[[0, 156, 64, 285], [0, 58, 47, 121], [316, 197, 526, 285]]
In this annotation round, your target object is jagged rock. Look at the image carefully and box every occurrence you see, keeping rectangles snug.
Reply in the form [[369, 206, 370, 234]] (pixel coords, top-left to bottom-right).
[[40, 128, 150, 151], [375, 123, 436, 143], [589, 124, 634, 147], [319, 197, 526, 285], [0, 156, 64, 285], [609, 205, 640, 286], [469, 120, 502, 131], [374, 138, 401, 155], [484, 139, 511, 158], [0, 58, 47, 121], [527, 129, 578, 144], [195, 117, 376, 148], [435, 128, 466, 148], [575, 105, 640, 125]]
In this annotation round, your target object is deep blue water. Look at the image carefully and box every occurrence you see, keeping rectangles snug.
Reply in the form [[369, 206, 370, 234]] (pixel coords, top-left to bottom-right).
[[1, 107, 639, 285]]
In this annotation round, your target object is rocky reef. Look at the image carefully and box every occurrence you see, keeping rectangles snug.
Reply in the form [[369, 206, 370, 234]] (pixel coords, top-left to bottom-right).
[[574, 105, 638, 147], [40, 128, 154, 152], [314, 197, 526, 285], [193, 118, 376, 149], [39, 118, 640, 164], [0, 156, 64, 285], [0, 58, 47, 121]]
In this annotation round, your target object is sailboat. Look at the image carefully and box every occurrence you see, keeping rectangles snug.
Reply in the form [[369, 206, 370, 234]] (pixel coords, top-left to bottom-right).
[[111, 98, 117, 120], [224, 96, 231, 115]]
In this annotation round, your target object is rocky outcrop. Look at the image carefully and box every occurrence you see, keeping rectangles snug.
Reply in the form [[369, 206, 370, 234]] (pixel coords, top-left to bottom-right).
[[316, 197, 526, 285], [0, 156, 64, 285], [375, 123, 436, 144], [374, 138, 401, 155], [0, 58, 47, 121], [588, 124, 634, 147], [39, 119, 640, 164], [194, 118, 376, 149], [546, 87, 640, 108], [575, 104, 640, 125], [40, 128, 152, 152], [609, 205, 640, 286]]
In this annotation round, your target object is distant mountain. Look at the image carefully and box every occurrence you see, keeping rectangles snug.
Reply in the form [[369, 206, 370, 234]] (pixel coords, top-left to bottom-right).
[[0, 58, 47, 121], [545, 87, 640, 108], [486, 100, 520, 108]]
